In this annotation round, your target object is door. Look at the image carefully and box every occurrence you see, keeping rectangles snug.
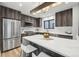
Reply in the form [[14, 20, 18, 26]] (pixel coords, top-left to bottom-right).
[[3, 19, 12, 39], [15, 20, 21, 37], [3, 19, 17, 39], [11, 20, 16, 38], [10, 20, 20, 38]]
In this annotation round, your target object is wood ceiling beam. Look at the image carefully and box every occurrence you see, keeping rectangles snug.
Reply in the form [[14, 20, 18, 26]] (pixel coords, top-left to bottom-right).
[[30, 2, 55, 13]]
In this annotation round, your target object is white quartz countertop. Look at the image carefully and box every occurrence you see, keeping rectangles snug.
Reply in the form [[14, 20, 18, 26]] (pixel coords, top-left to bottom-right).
[[23, 35, 79, 57]]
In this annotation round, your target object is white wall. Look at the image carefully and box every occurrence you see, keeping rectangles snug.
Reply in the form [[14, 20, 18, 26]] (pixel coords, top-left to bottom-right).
[[41, 3, 79, 40], [41, 15, 72, 33], [72, 3, 79, 40], [21, 3, 79, 40], [21, 26, 45, 33]]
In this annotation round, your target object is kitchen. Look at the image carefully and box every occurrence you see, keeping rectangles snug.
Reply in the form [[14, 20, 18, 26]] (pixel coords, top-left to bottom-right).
[[0, 2, 79, 57]]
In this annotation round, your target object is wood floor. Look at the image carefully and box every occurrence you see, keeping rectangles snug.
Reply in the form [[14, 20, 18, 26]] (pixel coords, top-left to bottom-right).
[[0, 47, 21, 57]]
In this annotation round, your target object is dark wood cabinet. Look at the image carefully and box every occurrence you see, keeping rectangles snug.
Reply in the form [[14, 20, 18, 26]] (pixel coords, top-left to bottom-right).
[[56, 8, 72, 26], [36, 18, 41, 27], [67, 9, 72, 26], [21, 14, 40, 27], [7, 8, 10, 18], [18, 12, 21, 20], [14, 11, 19, 19], [0, 6, 1, 19], [11, 9, 15, 19], [0, 5, 41, 27], [61, 11, 67, 26], [56, 12, 62, 26], [1, 6, 6, 18], [0, 6, 21, 20]]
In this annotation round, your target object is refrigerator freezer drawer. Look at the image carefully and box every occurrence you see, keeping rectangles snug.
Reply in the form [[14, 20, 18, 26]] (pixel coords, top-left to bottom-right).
[[3, 39, 14, 51], [3, 37, 21, 51], [3, 40, 8, 51], [8, 39, 13, 50]]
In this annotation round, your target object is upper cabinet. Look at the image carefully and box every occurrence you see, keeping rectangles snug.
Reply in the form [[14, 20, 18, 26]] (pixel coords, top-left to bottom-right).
[[0, 5, 41, 27], [0, 6, 1, 19], [56, 12, 62, 26], [67, 9, 72, 26], [21, 14, 41, 27], [55, 8, 72, 26], [0, 6, 21, 20]]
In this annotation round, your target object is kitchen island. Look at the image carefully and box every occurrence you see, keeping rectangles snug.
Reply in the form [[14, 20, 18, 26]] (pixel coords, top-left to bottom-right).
[[23, 35, 79, 57]]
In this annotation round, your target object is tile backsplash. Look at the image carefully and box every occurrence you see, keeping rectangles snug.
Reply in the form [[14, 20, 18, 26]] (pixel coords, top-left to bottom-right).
[[21, 26, 72, 34]]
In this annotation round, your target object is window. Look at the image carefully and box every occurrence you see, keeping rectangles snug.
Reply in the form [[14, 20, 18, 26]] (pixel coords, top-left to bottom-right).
[[44, 19, 54, 29]]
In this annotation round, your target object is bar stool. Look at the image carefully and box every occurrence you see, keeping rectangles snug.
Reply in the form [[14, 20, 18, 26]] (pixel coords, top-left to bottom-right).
[[32, 52, 50, 57], [20, 44, 37, 57]]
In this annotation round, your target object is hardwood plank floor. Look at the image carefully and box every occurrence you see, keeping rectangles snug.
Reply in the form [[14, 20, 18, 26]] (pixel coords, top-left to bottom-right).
[[0, 47, 21, 57]]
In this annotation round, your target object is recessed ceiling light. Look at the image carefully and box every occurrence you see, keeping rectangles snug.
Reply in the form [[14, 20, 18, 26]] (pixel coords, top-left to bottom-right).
[[19, 3, 22, 7], [36, 10, 41, 14], [51, 2, 62, 7], [65, 2, 69, 4], [32, 13, 36, 15]]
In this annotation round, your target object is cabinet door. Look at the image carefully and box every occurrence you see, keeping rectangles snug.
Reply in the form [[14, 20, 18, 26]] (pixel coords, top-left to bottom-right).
[[18, 12, 21, 20], [1, 6, 7, 18], [61, 11, 67, 26], [6, 8, 13, 19], [0, 6, 1, 19], [1, 7, 14, 19], [11, 9, 15, 19], [33, 20, 36, 27], [6, 8, 10, 18], [14, 11, 19, 20], [26, 16, 31, 23], [56, 12, 62, 26], [36, 19, 40, 27], [67, 9, 72, 26], [56, 9, 72, 26], [0, 20, 2, 39]]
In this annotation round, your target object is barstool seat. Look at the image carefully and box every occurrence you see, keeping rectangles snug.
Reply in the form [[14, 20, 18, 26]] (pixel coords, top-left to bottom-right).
[[32, 52, 50, 57], [21, 44, 37, 57]]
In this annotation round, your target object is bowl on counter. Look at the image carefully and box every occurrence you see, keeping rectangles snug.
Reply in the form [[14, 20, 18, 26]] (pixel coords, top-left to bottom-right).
[[43, 32, 50, 39]]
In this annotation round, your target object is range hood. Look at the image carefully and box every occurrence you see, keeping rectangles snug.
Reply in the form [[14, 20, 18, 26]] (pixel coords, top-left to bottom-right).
[[24, 22, 32, 26]]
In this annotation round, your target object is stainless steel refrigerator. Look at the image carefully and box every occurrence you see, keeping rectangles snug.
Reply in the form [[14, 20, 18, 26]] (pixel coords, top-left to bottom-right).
[[0, 18, 21, 52]]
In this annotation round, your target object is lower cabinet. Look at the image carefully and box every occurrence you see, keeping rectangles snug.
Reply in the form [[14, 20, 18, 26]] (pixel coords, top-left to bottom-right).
[[30, 42, 64, 57]]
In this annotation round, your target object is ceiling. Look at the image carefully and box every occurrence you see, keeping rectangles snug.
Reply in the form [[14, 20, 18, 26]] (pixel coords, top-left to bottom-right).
[[0, 2, 78, 18]]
